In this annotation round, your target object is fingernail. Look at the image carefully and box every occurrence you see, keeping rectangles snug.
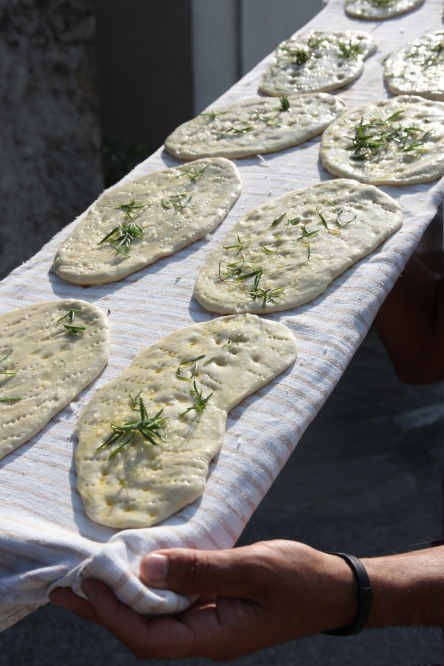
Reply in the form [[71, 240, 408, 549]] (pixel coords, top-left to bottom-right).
[[145, 554, 169, 582]]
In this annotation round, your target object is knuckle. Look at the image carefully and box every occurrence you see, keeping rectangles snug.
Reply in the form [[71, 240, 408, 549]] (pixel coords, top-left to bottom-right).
[[182, 551, 210, 593]]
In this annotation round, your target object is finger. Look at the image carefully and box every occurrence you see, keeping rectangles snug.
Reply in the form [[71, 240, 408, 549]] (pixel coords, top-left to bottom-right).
[[140, 547, 259, 597], [49, 587, 100, 625], [82, 579, 200, 660]]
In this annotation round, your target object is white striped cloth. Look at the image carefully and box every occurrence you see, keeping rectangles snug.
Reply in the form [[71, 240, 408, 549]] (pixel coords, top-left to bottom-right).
[[1, 0, 443, 632]]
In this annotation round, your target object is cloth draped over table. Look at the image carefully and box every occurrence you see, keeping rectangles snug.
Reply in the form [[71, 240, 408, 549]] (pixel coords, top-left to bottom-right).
[[0, 0, 443, 632]]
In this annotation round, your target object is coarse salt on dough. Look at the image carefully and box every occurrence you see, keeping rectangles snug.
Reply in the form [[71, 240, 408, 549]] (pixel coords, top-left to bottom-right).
[[194, 179, 402, 315], [259, 30, 377, 96], [164, 94, 346, 160], [0, 300, 110, 461], [53, 158, 242, 285], [384, 31, 444, 101], [321, 96, 444, 185], [345, 0, 424, 20], [75, 314, 297, 529]]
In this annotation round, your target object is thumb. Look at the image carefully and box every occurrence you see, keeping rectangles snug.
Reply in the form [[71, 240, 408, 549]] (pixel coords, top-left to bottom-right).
[[140, 547, 257, 598]]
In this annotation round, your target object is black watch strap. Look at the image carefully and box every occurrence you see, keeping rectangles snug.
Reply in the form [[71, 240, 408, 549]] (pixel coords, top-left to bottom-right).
[[322, 551, 373, 637]]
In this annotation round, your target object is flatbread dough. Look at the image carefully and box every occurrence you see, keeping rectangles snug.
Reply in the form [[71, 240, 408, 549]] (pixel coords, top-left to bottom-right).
[[384, 31, 444, 101], [321, 95, 444, 185], [259, 30, 377, 96], [75, 314, 297, 529], [53, 158, 242, 285], [0, 300, 110, 461], [164, 94, 346, 160], [194, 180, 402, 315], [345, 0, 424, 20]]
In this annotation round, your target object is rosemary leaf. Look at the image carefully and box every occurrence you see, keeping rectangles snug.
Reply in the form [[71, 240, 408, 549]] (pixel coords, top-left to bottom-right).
[[270, 213, 286, 227], [262, 244, 277, 253]]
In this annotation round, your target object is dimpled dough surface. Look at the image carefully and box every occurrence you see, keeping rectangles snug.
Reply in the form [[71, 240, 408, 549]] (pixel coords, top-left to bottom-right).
[[385, 31, 444, 101], [0, 300, 110, 461], [75, 314, 297, 529], [164, 95, 346, 160], [53, 158, 242, 285], [345, 0, 424, 20], [194, 180, 402, 315], [321, 96, 444, 185], [259, 30, 377, 96]]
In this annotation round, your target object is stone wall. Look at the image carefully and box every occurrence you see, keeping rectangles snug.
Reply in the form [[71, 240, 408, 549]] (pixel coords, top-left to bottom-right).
[[0, 0, 103, 280]]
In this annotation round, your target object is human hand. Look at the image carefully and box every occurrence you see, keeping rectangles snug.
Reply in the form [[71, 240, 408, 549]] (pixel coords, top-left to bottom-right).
[[50, 539, 357, 661]]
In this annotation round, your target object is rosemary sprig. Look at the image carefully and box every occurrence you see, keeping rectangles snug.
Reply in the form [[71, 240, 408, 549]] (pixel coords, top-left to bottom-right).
[[223, 335, 242, 350], [337, 40, 364, 60], [336, 210, 357, 227], [203, 357, 215, 366], [275, 95, 290, 112], [270, 213, 286, 227], [176, 355, 206, 381], [260, 116, 282, 128], [57, 309, 85, 336], [345, 112, 426, 161], [98, 199, 145, 256], [247, 286, 285, 308], [0, 396, 21, 402], [307, 33, 327, 50], [180, 381, 213, 417], [221, 256, 257, 278], [162, 194, 192, 211], [281, 46, 310, 65], [199, 110, 228, 120], [114, 199, 144, 222], [304, 242, 312, 259], [224, 237, 247, 255], [297, 225, 320, 240], [57, 309, 80, 324], [0, 349, 15, 376], [177, 166, 208, 183], [96, 391, 168, 459], [369, 0, 396, 5], [228, 125, 254, 134]]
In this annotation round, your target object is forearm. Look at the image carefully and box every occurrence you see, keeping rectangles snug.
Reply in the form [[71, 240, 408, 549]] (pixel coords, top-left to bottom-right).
[[362, 546, 444, 628], [374, 254, 444, 384]]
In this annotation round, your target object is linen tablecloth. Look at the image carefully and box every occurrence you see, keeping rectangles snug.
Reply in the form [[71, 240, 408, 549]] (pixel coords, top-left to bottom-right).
[[1, 0, 443, 631]]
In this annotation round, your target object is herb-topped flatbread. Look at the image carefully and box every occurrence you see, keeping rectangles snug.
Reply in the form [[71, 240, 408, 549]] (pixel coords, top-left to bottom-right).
[[0, 300, 110, 460], [164, 94, 345, 160], [345, 0, 424, 20], [259, 30, 377, 96], [384, 31, 444, 101], [321, 96, 444, 185], [75, 314, 297, 529], [194, 180, 402, 315], [53, 158, 242, 285]]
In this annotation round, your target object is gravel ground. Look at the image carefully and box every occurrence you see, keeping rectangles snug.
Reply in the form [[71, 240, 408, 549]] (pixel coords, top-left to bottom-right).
[[0, 331, 443, 666]]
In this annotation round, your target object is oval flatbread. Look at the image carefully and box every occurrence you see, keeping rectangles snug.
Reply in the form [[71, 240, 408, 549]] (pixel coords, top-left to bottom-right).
[[164, 94, 346, 160], [259, 30, 377, 96], [384, 31, 444, 101], [75, 314, 297, 529], [53, 157, 242, 285], [345, 0, 424, 20], [0, 300, 110, 461], [194, 179, 402, 315], [321, 96, 444, 185]]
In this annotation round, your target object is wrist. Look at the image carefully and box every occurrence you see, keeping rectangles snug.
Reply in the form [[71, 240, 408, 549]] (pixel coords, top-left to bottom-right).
[[309, 551, 359, 634]]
